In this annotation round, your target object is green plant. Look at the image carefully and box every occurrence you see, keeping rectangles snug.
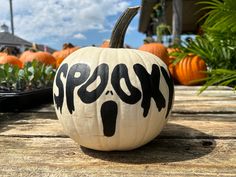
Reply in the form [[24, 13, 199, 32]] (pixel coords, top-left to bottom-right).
[[0, 60, 56, 91], [156, 23, 171, 43], [169, 0, 236, 92], [199, 69, 236, 93]]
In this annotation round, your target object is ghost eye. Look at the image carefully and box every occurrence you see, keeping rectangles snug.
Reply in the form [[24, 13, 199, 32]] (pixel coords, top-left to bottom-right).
[[111, 64, 141, 104], [86, 76, 102, 92], [78, 63, 109, 103]]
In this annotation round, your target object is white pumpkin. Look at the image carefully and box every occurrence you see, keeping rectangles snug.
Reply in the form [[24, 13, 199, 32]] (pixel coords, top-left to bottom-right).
[[53, 6, 174, 151]]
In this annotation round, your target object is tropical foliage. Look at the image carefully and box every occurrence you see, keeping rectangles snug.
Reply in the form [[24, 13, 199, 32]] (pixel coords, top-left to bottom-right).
[[170, 0, 236, 92]]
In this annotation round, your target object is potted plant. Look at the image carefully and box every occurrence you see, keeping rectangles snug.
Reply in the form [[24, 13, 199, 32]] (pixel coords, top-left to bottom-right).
[[0, 60, 56, 111]]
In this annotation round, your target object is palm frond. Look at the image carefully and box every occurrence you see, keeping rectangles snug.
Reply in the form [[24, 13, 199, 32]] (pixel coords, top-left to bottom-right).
[[171, 36, 235, 70], [198, 69, 236, 94], [198, 0, 236, 33]]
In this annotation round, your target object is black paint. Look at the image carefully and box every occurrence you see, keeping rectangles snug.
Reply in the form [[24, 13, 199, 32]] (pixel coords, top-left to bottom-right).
[[101, 101, 118, 137], [66, 63, 90, 114], [134, 64, 166, 117], [105, 90, 114, 95], [54, 63, 68, 113], [160, 66, 174, 118], [78, 64, 109, 103], [111, 64, 141, 104]]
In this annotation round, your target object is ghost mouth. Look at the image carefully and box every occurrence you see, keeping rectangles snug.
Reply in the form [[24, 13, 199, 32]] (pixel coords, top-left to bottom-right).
[[101, 100, 118, 137]]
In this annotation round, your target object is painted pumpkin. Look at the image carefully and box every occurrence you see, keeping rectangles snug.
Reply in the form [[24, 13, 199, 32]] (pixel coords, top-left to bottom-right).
[[53, 6, 174, 151], [138, 43, 169, 65], [172, 54, 207, 85], [20, 50, 56, 66], [0, 55, 23, 68], [53, 43, 79, 68]]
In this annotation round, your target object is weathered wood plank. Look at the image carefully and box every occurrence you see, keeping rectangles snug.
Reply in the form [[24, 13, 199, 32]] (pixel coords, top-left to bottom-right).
[[175, 85, 234, 91], [1, 113, 235, 139], [171, 113, 236, 121], [175, 86, 235, 100], [175, 91, 236, 98], [173, 101, 236, 113], [175, 95, 236, 101], [0, 137, 235, 176]]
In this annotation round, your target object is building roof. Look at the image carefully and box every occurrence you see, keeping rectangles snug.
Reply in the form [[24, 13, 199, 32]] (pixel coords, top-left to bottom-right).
[[37, 44, 56, 53], [0, 31, 32, 46], [0, 32, 56, 53]]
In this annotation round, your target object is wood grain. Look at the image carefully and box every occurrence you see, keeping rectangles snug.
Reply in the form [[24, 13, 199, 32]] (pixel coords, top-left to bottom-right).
[[0, 137, 235, 176]]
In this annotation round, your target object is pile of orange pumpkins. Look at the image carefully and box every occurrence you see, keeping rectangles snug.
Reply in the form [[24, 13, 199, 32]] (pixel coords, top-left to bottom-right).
[[0, 48, 57, 69], [0, 43, 79, 69]]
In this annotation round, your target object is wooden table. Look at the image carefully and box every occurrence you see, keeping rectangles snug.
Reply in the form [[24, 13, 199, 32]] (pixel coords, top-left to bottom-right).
[[0, 86, 236, 176]]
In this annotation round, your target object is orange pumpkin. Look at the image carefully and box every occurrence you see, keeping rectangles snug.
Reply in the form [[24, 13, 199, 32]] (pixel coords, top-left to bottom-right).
[[53, 43, 79, 67], [138, 43, 169, 65], [167, 48, 182, 83], [100, 40, 110, 48], [167, 47, 182, 56], [20, 50, 56, 66], [0, 55, 23, 68], [0, 52, 7, 57], [172, 54, 207, 85]]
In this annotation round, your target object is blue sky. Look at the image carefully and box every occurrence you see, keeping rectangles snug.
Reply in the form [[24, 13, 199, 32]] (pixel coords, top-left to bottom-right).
[[0, 0, 146, 50]]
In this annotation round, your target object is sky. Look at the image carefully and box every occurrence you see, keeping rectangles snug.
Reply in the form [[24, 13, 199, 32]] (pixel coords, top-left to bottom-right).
[[0, 0, 146, 50]]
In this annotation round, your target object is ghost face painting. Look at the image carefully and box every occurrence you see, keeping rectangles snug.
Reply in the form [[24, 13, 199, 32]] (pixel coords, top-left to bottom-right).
[[53, 47, 174, 151]]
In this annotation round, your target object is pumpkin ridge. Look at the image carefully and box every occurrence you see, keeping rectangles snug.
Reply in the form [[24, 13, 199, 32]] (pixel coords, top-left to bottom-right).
[[183, 57, 189, 85], [132, 49, 158, 146], [117, 49, 125, 149], [99, 48, 114, 149], [187, 57, 192, 85], [127, 49, 144, 147], [66, 50, 82, 146], [190, 56, 200, 85], [97, 48, 107, 150]]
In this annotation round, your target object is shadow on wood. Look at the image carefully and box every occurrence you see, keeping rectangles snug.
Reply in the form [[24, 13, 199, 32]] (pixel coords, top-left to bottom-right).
[[81, 123, 216, 164], [0, 112, 57, 134]]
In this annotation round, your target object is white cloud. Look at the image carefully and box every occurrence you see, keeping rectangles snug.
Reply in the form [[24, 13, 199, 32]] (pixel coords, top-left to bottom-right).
[[73, 33, 86, 40], [0, 0, 130, 42]]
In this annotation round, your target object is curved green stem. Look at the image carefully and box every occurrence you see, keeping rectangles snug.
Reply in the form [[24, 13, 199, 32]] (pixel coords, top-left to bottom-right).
[[109, 6, 140, 48]]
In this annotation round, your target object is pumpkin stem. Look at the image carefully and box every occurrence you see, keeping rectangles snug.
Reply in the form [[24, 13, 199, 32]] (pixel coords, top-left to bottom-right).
[[26, 48, 37, 52], [63, 43, 75, 49], [109, 6, 140, 48]]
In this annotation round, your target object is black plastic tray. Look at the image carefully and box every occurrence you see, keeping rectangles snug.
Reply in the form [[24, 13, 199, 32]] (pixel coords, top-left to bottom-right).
[[0, 87, 53, 112]]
